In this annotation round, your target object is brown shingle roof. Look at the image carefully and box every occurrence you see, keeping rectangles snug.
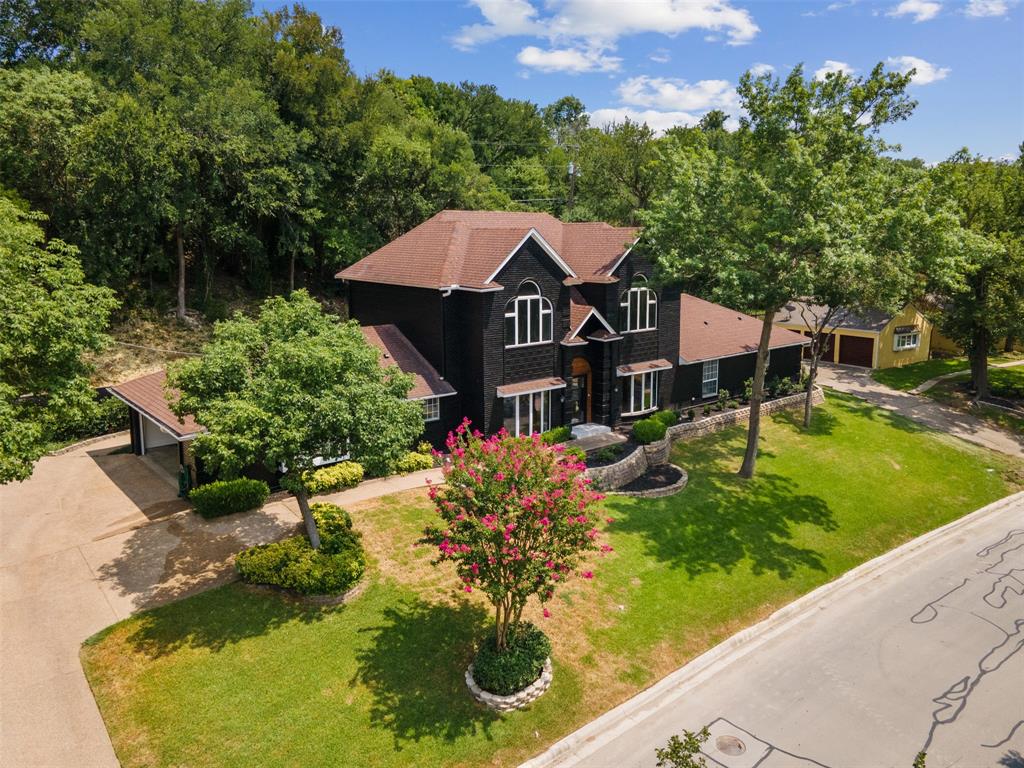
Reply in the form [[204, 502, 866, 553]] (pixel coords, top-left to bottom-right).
[[360, 324, 455, 400], [108, 370, 201, 439], [774, 300, 892, 332], [679, 294, 809, 364], [337, 210, 638, 290], [495, 377, 567, 398]]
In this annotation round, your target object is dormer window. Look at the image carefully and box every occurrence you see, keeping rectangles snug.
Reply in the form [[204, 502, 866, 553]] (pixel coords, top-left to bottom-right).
[[504, 281, 553, 347], [620, 275, 657, 332]]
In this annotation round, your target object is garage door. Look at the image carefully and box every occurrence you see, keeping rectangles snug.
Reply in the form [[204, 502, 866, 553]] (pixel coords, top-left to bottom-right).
[[803, 331, 837, 362], [838, 335, 874, 367]]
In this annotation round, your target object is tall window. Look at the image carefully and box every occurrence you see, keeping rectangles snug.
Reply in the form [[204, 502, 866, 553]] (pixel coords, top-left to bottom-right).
[[421, 397, 440, 422], [621, 371, 659, 416], [505, 281, 553, 347], [701, 359, 719, 398], [503, 390, 551, 436], [620, 275, 657, 332]]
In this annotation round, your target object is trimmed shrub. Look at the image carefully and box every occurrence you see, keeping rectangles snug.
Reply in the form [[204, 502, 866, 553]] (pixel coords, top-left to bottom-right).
[[632, 417, 667, 445], [686, 408, 696, 421], [472, 622, 551, 695], [416, 441, 434, 455], [236, 502, 364, 595], [653, 409, 679, 427], [726, 399, 739, 409], [743, 378, 754, 403], [189, 478, 269, 519], [304, 461, 364, 495], [702, 404, 712, 416], [541, 425, 572, 445], [394, 451, 433, 474]]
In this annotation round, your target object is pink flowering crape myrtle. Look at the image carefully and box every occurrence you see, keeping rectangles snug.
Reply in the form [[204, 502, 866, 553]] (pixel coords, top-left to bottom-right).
[[422, 419, 608, 652]]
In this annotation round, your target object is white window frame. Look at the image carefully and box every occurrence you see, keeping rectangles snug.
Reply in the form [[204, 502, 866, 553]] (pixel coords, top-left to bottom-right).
[[621, 371, 659, 416], [502, 389, 552, 436], [504, 281, 553, 348], [620, 275, 658, 333], [421, 397, 440, 422], [893, 332, 920, 351], [701, 359, 719, 398]]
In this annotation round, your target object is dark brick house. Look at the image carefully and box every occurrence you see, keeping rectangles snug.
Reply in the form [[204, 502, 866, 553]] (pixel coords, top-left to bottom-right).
[[338, 210, 807, 443]]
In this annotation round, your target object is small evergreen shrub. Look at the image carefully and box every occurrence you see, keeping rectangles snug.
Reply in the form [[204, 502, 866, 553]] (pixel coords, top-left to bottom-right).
[[652, 409, 679, 427], [472, 623, 551, 695], [541, 425, 572, 445], [717, 388, 730, 410], [632, 417, 667, 444], [686, 408, 696, 421], [726, 399, 739, 409], [394, 450, 433, 474], [235, 502, 364, 595], [742, 378, 754, 403], [702, 404, 712, 416], [304, 461, 364, 495], [189, 478, 269, 519], [416, 441, 434, 455], [595, 444, 623, 463]]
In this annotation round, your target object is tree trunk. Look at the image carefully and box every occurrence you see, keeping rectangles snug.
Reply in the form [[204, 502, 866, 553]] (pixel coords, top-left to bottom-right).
[[1005, 335, 1016, 354], [294, 486, 321, 550], [969, 334, 991, 399], [803, 351, 819, 429], [175, 223, 186, 321], [739, 311, 777, 479], [289, 250, 296, 294]]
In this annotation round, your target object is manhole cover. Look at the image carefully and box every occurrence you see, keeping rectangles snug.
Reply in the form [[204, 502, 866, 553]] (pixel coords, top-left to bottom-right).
[[715, 734, 746, 756]]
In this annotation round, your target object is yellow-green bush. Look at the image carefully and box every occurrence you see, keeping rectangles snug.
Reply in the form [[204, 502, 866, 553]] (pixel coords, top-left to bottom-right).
[[394, 451, 433, 474], [304, 461, 364, 495]]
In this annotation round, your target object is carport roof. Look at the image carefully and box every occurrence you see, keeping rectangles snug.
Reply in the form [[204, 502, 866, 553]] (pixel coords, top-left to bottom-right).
[[108, 370, 201, 439]]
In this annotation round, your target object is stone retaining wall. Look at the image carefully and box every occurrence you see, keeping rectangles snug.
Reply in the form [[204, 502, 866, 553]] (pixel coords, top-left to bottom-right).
[[586, 388, 824, 491]]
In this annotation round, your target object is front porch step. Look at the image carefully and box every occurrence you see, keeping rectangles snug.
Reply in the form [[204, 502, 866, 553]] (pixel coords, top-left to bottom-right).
[[572, 431, 627, 454], [571, 423, 611, 440]]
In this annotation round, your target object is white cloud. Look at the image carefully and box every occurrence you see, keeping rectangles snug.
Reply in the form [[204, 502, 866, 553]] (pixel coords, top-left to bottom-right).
[[749, 62, 775, 77], [964, 0, 1009, 16], [589, 107, 703, 134], [886, 55, 951, 84], [649, 48, 671, 64], [454, 0, 760, 60], [617, 76, 739, 112], [814, 60, 855, 79], [886, 0, 942, 21], [516, 45, 621, 73]]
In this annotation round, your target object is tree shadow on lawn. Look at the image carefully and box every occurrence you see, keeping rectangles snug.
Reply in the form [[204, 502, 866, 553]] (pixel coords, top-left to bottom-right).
[[618, 439, 837, 579], [107, 583, 330, 659], [770, 404, 840, 436], [353, 597, 500, 748]]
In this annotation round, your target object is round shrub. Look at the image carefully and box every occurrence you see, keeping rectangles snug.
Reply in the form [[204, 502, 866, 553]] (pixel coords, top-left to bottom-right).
[[394, 450, 433, 474], [652, 409, 679, 427], [235, 514, 365, 596], [541, 425, 572, 445], [304, 461, 364, 495], [189, 478, 270, 519], [631, 417, 667, 445], [472, 623, 551, 695]]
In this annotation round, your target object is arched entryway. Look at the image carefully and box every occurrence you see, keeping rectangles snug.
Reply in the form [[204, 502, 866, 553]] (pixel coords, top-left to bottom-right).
[[571, 357, 592, 425]]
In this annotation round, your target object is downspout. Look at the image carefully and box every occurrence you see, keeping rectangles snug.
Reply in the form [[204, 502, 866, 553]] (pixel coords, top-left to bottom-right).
[[439, 287, 452, 380]]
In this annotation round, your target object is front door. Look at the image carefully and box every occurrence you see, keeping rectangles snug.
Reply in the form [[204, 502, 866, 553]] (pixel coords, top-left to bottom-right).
[[571, 357, 592, 424]]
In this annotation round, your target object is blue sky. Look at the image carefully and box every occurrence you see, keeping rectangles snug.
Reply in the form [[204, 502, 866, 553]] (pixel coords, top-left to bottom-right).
[[271, 0, 1022, 163]]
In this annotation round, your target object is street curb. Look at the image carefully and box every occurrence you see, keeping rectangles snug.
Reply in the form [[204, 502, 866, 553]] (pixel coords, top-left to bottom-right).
[[519, 490, 1024, 768]]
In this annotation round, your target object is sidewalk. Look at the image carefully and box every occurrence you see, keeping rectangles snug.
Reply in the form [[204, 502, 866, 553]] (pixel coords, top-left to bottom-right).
[[816, 364, 1023, 457], [910, 358, 1024, 395]]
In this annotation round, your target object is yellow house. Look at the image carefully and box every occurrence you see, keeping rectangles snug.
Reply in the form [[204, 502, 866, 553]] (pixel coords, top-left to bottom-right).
[[774, 301, 934, 369]]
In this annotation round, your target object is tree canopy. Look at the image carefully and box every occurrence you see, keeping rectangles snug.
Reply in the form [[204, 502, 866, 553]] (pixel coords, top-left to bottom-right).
[[168, 290, 423, 546], [0, 195, 117, 483]]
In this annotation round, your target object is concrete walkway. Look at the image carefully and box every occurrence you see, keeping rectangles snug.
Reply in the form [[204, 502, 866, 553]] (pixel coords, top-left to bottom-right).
[[523, 491, 1024, 768], [817, 364, 1024, 457], [910, 358, 1024, 395], [0, 434, 439, 768]]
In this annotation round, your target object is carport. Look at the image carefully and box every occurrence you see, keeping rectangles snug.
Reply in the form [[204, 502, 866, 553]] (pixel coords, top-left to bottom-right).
[[107, 370, 202, 492]]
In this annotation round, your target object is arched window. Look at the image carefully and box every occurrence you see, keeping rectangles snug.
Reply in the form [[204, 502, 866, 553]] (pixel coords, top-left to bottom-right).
[[620, 275, 657, 332], [504, 281, 553, 347]]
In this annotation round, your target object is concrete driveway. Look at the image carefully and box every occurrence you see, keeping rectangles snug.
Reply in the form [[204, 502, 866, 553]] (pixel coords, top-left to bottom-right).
[[525, 492, 1024, 768], [0, 434, 301, 767], [817, 364, 1024, 458]]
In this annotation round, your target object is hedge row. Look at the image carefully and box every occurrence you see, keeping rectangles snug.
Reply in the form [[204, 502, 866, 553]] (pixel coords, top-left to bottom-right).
[[189, 478, 270, 518]]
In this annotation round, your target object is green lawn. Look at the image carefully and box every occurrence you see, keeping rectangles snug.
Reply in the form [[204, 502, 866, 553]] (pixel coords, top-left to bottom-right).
[[871, 357, 970, 390], [923, 365, 1024, 435], [81, 393, 1022, 768]]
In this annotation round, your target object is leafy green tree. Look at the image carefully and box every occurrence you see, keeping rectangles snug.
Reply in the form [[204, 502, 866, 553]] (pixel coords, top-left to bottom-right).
[[0, 0, 97, 64], [168, 291, 423, 548], [0, 195, 117, 483], [655, 727, 710, 768], [643, 64, 919, 477], [932, 150, 1024, 396], [576, 119, 663, 225]]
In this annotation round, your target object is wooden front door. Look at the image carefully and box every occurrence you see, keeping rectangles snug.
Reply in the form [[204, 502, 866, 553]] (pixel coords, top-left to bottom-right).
[[571, 357, 592, 424]]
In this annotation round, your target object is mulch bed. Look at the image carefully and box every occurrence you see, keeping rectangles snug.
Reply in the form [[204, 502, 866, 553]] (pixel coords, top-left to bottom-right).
[[584, 441, 640, 468], [618, 463, 685, 493]]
